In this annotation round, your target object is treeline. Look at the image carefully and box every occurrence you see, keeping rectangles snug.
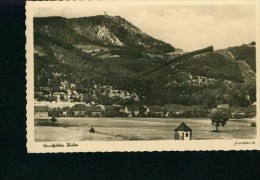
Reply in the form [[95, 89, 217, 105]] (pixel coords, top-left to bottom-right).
[[176, 53, 244, 82], [141, 46, 214, 77]]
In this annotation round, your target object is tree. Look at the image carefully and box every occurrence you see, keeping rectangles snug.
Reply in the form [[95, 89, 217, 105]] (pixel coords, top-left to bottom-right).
[[210, 108, 229, 132], [50, 116, 57, 126]]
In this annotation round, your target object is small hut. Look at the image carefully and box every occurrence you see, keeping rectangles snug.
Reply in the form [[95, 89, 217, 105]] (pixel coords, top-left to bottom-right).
[[175, 122, 192, 140]]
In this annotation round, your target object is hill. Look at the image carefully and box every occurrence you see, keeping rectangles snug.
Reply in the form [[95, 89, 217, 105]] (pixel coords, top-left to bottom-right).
[[33, 15, 256, 108], [228, 43, 256, 72], [34, 15, 175, 57], [141, 43, 255, 107]]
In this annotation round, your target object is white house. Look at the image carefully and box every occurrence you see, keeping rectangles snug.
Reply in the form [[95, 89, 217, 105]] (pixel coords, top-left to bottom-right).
[[175, 122, 192, 140]]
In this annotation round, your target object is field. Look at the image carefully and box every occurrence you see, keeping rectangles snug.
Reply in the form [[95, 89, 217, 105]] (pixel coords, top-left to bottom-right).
[[74, 44, 107, 53], [34, 118, 256, 142]]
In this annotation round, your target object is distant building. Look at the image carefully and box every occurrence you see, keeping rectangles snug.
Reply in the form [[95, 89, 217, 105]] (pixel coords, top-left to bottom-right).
[[69, 104, 89, 117], [216, 104, 231, 118], [61, 107, 70, 117], [165, 104, 203, 116], [145, 106, 165, 117], [68, 104, 104, 117], [217, 104, 230, 109], [86, 106, 104, 117], [175, 122, 192, 140], [124, 105, 139, 117], [105, 105, 122, 112], [34, 106, 49, 117]]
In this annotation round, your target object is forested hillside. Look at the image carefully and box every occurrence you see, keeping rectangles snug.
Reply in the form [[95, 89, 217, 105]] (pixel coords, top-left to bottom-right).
[[34, 15, 256, 109]]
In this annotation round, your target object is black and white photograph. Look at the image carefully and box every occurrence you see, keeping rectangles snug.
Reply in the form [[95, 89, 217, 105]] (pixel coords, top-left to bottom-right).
[[26, 0, 260, 152]]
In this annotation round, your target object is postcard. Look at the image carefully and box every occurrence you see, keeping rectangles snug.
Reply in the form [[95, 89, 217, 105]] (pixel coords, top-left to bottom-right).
[[26, 0, 260, 152]]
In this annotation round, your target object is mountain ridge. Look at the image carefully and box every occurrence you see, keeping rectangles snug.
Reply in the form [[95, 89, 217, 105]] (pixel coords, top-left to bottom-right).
[[34, 15, 175, 54]]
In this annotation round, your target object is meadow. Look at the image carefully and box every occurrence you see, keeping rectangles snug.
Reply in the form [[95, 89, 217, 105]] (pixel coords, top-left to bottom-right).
[[34, 118, 256, 141]]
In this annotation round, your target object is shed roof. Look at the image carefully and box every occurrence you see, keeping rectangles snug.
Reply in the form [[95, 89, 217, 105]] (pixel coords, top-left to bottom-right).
[[35, 106, 48, 111], [175, 122, 192, 132]]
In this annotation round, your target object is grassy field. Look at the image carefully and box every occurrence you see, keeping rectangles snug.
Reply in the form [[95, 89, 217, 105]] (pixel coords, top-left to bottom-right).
[[74, 44, 106, 53], [34, 118, 256, 142]]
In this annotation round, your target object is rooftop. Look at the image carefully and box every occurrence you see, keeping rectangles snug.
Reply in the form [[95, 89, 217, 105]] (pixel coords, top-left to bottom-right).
[[70, 104, 104, 112], [70, 104, 88, 111], [127, 105, 139, 111], [175, 122, 192, 132]]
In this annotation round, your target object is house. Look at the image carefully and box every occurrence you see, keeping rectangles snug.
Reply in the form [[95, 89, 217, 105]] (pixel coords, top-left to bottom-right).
[[69, 104, 89, 117], [85, 106, 104, 117], [165, 104, 184, 115], [34, 106, 49, 117], [145, 106, 166, 117], [230, 106, 255, 118], [124, 105, 139, 117], [105, 106, 122, 112], [67, 104, 105, 117], [175, 122, 192, 140], [165, 104, 203, 116], [217, 104, 231, 117], [103, 105, 125, 117], [61, 107, 70, 117]]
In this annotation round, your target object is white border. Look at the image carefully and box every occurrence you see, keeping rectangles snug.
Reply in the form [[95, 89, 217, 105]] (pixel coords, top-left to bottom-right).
[[26, 0, 260, 153]]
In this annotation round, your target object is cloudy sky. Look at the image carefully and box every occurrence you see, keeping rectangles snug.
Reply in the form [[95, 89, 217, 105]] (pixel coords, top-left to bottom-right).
[[32, 1, 256, 51]]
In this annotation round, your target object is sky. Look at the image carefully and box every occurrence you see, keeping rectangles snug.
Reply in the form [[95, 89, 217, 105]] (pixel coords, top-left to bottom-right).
[[32, 1, 256, 51]]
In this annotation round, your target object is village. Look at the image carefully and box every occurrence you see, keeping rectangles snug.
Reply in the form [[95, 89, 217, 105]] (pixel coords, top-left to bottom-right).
[[35, 102, 256, 119], [34, 78, 256, 119], [34, 93, 257, 141]]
